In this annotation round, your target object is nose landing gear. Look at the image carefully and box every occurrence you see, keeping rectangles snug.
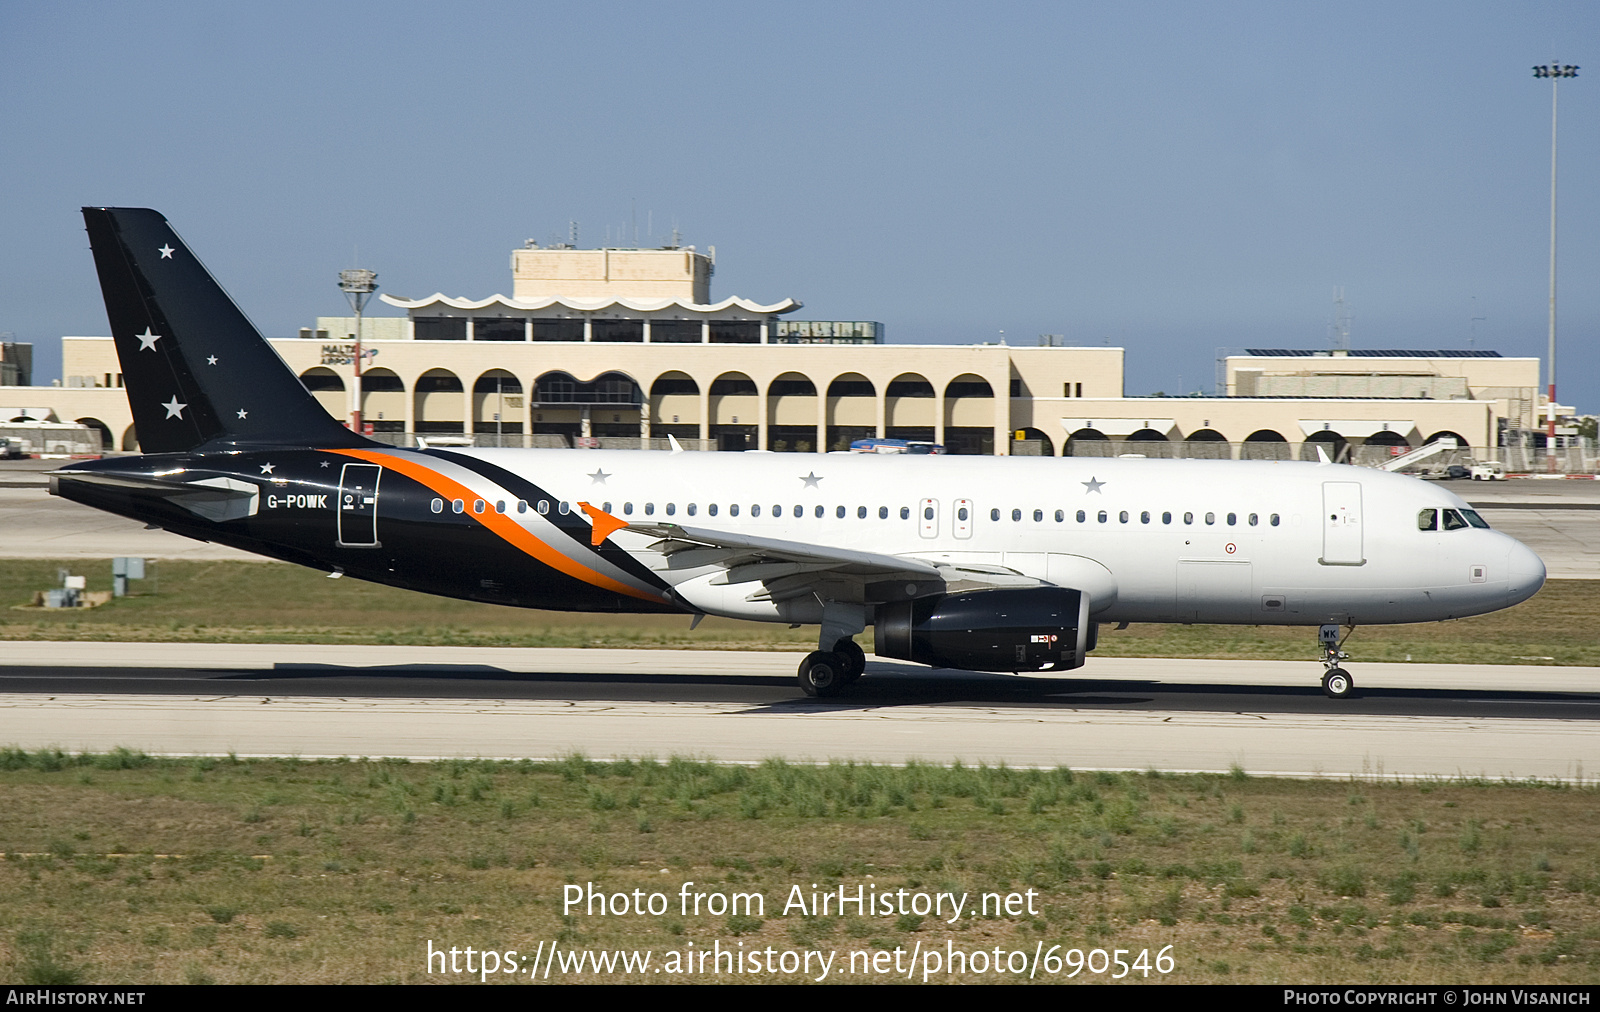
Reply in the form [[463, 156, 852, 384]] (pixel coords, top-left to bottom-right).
[[1318, 623, 1355, 698]]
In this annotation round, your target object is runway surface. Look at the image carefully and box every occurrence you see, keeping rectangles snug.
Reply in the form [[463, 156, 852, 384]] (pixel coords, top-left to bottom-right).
[[4, 643, 1597, 781]]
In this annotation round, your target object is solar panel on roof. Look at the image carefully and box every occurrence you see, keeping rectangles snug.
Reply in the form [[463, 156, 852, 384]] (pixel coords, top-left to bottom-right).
[[1242, 349, 1502, 358]]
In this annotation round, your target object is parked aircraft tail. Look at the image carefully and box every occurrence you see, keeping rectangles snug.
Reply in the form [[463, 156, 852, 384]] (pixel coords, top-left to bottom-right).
[[81, 207, 372, 454]]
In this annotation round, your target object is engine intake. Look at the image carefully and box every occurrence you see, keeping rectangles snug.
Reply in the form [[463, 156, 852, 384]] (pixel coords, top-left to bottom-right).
[[874, 588, 1091, 672]]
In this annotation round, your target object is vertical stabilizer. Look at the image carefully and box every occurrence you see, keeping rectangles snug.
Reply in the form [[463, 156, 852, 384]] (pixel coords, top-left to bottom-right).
[[81, 207, 371, 453]]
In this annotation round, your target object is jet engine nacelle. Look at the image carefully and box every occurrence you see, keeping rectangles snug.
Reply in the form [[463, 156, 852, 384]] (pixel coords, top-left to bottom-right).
[[874, 587, 1092, 672]]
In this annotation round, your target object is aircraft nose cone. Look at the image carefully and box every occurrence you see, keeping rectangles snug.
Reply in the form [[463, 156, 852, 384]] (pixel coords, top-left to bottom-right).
[[1506, 539, 1546, 607]]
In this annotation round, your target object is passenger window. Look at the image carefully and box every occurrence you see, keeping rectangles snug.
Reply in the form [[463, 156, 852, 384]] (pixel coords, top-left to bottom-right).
[[1417, 509, 1437, 531], [452, 499, 464, 513], [1012, 508, 1022, 522], [960, 507, 971, 521], [858, 506, 867, 519], [900, 507, 910, 520], [1055, 509, 1064, 522], [879, 506, 888, 519], [817, 505, 825, 518], [709, 504, 718, 516], [431, 498, 443, 514], [1270, 514, 1280, 526], [773, 505, 781, 518], [1097, 511, 1107, 523], [1119, 511, 1129, 523], [1204, 512, 1215, 525], [1184, 512, 1194, 525], [838, 506, 847, 519], [1462, 509, 1490, 529], [473, 499, 486, 514], [1076, 510, 1086, 523], [558, 502, 570, 515], [991, 508, 1001, 521], [602, 502, 612, 513], [1162, 512, 1171, 524], [623, 503, 633, 516], [495, 501, 505, 513], [537, 500, 549, 515], [666, 503, 676, 516], [1226, 512, 1236, 526], [1248, 513, 1258, 526], [645, 503, 656, 516], [516, 500, 527, 514], [751, 505, 760, 517], [1141, 511, 1150, 524], [730, 504, 740, 517], [1442, 508, 1468, 531], [688, 503, 697, 516]]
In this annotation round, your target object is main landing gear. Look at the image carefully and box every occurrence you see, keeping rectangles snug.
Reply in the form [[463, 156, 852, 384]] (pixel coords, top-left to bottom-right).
[[797, 638, 867, 697], [1318, 623, 1355, 699]]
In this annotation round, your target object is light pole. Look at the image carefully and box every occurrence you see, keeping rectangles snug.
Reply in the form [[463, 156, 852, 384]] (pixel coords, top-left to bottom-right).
[[338, 268, 378, 433], [1533, 62, 1577, 469]]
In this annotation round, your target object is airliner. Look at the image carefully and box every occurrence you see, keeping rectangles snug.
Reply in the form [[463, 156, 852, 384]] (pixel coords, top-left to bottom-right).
[[51, 208, 1547, 699]]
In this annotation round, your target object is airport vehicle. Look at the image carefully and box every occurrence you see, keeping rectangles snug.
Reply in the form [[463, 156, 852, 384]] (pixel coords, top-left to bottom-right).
[[52, 208, 1547, 699], [1471, 461, 1507, 481], [849, 438, 944, 455]]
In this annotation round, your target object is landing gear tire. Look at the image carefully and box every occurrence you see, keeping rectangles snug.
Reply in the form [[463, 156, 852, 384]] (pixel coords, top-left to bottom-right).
[[832, 639, 866, 683], [798, 650, 847, 697], [1322, 668, 1354, 699]]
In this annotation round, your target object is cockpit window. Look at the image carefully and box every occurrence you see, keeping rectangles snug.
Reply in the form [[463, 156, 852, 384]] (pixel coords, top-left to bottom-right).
[[1461, 509, 1490, 529], [1441, 508, 1469, 531], [1417, 508, 1437, 531]]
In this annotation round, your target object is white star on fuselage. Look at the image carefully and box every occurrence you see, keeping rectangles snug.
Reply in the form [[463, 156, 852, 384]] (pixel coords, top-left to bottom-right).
[[260, 463, 275, 475], [207, 355, 218, 365], [1082, 476, 1106, 494], [136, 329, 160, 351], [158, 245, 174, 259], [161, 396, 186, 419], [237, 409, 248, 419], [800, 471, 823, 488], [588, 469, 611, 485]]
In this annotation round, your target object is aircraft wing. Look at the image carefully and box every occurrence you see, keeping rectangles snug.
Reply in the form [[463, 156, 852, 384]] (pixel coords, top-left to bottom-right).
[[623, 522, 1043, 605]]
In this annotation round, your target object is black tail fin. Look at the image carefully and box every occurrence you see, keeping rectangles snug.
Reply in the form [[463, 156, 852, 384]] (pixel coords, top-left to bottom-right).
[[82, 207, 372, 454]]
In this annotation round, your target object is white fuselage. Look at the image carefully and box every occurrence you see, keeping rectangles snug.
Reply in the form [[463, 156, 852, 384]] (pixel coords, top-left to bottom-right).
[[447, 449, 1546, 628]]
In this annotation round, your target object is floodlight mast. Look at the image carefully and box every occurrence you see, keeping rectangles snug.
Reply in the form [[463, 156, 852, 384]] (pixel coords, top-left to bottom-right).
[[338, 268, 378, 433], [1533, 62, 1577, 470]]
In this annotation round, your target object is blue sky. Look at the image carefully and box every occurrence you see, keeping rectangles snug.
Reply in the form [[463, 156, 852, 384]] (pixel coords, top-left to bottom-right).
[[2, 1, 1595, 409]]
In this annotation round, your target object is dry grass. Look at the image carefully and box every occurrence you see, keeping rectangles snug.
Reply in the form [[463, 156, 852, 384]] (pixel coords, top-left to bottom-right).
[[2, 752, 1598, 984], [3, 559, 1600, 665]]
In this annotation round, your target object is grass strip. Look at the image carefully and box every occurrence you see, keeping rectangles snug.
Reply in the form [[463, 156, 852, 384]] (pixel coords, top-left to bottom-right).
[[1, 751, 1597, 984], [3, 559, 1598, 665]]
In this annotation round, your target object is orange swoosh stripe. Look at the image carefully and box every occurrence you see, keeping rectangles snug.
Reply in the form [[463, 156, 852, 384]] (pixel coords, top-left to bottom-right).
[[327, 448, 664, 603]]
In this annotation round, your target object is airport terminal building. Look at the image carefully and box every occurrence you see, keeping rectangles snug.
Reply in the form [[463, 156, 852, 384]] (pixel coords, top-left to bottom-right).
[[15, 237, 1548, 464]]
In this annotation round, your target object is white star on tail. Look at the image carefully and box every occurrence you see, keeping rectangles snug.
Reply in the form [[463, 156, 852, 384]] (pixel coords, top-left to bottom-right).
[[161, 396, 187, 419], [207, 355, 218, 365], [237, 409, 248, 419], [260, 463, 275, 475], [158, 245, 174, 258], [136, 329, 160, 351]]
